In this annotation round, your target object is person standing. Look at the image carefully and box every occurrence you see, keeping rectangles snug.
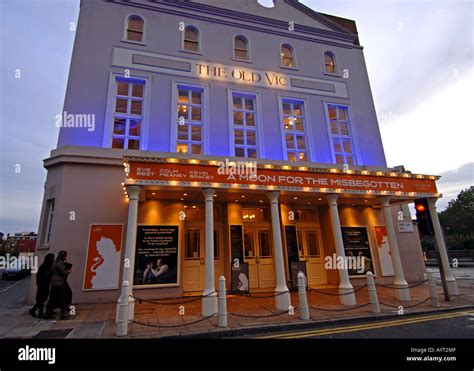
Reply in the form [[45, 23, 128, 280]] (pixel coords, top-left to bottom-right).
[[29, 253, 55, 318], [45, 250, 71, 320]]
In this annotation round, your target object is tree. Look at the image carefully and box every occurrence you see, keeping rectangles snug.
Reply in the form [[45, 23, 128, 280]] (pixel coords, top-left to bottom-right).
[[439, 186, 474, 249]]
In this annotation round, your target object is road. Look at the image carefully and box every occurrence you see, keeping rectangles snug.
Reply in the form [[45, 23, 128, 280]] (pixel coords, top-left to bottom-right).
[[0, 272, 30, 309], [253, 309, 474, 339]]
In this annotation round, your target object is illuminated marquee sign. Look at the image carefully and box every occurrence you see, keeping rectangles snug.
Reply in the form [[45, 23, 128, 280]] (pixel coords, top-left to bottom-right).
[[128, 161, 438, 195]]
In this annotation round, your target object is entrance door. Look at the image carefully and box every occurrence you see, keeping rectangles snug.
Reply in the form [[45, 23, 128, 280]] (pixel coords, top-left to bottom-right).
[[297, 229, 327, 286], [244, 227, 276, 289], [183, 226, 224, 293]]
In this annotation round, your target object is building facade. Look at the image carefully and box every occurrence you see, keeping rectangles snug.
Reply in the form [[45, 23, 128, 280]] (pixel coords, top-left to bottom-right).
[[33, 0, 457, 314]]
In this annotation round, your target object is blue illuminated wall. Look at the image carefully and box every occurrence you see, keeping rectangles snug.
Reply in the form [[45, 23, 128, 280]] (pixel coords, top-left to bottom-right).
[[57, 0, 387, 167]]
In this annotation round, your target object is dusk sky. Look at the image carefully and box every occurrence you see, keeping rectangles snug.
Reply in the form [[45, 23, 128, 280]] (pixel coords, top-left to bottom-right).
[[0, 0, 473, 233]]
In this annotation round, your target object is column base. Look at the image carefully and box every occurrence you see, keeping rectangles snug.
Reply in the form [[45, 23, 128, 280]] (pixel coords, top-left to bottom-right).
[[339, 287, 356, 306], [128, 296, 135, 321], [394, 284, 411, 301], [202, 293, 218, 316], [447, 279, 459, 296], [275, 291, 291, 311]]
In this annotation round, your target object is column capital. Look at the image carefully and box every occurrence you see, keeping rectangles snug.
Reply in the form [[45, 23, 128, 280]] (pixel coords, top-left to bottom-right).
[[380, 196, 392, 207], [202, 188, 216, 201], [126, 185, 142, 200], [325, 193, 339, 206], [267, 191, 280, 203]]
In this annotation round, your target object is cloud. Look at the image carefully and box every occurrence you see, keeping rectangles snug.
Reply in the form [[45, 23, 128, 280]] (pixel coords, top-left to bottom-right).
[[435, 162, 473, 210]]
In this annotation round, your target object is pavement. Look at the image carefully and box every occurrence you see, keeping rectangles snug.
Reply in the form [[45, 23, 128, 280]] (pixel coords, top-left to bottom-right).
[[0, 268, 473, 339]]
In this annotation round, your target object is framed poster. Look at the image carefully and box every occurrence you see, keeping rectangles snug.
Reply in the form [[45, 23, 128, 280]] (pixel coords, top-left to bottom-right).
[[340, 227, 374, 276], [83, 224, 123, 291], [134, 225, 179, 287], [231, 262, 249, 293], [374, 226, 394, 277]]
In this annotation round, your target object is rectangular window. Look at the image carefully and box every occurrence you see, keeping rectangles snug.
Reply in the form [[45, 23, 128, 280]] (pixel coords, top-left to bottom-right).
[[232, 93, 257, 158], [327, 104, 356, 165], [281, 98, 307, 162], [111, 78, 144, 150], [176, 86, 204, 155], [44, 199, 55, 245]]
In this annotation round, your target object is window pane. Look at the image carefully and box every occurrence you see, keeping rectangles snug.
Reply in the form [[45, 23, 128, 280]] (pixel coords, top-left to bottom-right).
[[286, 134, 295, 149], [245, 98, 254, 110], [294, 117, 304, 131], [191, 107, 201, 121], [113, 118, 126, 135], [128, 18, 143, 32], [129, 119, 141, 136], [284, 116, 292, 130], [298, 152, 306, 161], [283, 103, 291, 115], [132, 84, 143, 98], [338, 107, 347, 121], [112, 137, 125, 149], [282, 57, 293, 68], [244, 231, 255, 258], [245, 113, 255, 126], [178, 124, 188, 140], [340, 123, 349, 136], [247, 131, 256, 146], [127, 30, 143, 42], [235, 147, 245, 157], [235, 37, 247, 50], [293, 103, 302, 116], [343, 139, 352, 153], [214, 230, 219, 259], [333, 139, 342, 153], [346, 156, 354, 165], [307, 231, 320, 257], [335, 154, 344, 164], [178, 105, 188, 119], [115, 98, 127, 113], [234, 130, 244, 145], [178, 90, 189, 103], [233, 96, 242, 109], [328, 106, 337, 120], [184, 40, 198, 52], [128, 139, 140, 150], [331, 121, 339, 135], [233, 111, 243, 126], [117, 82, 129, 96], [185, 28, 198, 42], [287, 152, 296, 162], [191, 144, 201, 154], [235, 49, 248, 59], [296, 135, 306, 150], [131, 100, 142, 115], [191, 125, 201, 141], [177, 142, 189, 153], [259, 231, 272, 257], [185, 230, 200, 259], [247, 148, 257, 158], [191, 91, 201, 104]]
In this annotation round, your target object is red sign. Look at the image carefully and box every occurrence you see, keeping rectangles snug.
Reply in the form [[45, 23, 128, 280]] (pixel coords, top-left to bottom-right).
[[17, 240, 36, 253], [129, 161, 438, 195]]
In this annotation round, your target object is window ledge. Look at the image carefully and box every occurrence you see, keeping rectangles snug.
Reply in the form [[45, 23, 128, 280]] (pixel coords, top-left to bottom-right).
[[280, 65, 299, 71], [232, 57, 253, 64], [121, 39, 147, 46], [324, 72, 343, 78], [37, 244, 50, 250], [179, 49, 203, 55]]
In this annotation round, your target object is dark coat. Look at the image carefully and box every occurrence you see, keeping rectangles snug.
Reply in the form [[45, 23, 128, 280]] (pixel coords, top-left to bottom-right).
[[35, 265, 53, 302]]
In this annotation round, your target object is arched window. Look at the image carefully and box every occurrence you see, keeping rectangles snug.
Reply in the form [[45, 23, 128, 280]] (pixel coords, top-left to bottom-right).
[[324, 51, 337, 74], [184, 26, 200, 52], [125, 15, 144, 42], [281, 44, 295, 68], [234, 35, 249, 60]]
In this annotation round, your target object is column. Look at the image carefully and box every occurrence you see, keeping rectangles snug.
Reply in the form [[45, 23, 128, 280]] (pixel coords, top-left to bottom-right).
[[428, 198, 458, 295], [202, 188, 217, 316], [326, 194, 356, 306], [381, 197, 411, 301], [116, 185, 141, 334], [267, 191, 291, 311]]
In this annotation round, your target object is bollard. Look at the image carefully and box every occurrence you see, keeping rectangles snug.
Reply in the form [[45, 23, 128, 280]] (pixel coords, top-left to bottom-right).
[[116, 280, 130, 337], [297, 271, 310, 320], [426, 269, 440, 308], [218, 276, 228, 327], [366, 272, 380, 314]]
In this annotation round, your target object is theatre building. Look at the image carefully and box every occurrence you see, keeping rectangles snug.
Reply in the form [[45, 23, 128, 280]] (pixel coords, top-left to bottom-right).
[[33, 0, 457, 315]]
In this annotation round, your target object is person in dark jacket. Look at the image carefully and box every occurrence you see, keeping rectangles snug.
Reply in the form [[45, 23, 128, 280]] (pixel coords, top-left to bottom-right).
[[45, 250, 71, 320], [29, 253, 55, 318]]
